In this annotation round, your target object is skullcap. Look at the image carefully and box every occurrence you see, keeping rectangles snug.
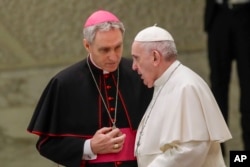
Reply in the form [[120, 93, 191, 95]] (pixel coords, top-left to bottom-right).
[[134, 25, 174, 42], [84, 10, 120, 28]]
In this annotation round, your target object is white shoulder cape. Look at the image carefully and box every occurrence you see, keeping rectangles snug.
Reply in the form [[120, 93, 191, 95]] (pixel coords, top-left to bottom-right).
[[135, 61, 232, 155]]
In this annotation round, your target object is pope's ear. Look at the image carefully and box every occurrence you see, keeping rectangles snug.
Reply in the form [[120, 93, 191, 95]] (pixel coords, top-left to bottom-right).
[[153, 50, 161, 64]]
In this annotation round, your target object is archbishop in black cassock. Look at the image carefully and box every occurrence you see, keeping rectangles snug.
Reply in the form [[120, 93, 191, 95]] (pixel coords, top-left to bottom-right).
[[27, 57, 153, 167]]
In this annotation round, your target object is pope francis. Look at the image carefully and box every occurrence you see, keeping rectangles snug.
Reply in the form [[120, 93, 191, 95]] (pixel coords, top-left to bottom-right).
[[131, 25, 232, 167]]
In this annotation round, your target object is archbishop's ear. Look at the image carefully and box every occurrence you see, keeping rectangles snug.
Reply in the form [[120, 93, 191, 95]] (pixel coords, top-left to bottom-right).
[[83, 39, 90, 52]]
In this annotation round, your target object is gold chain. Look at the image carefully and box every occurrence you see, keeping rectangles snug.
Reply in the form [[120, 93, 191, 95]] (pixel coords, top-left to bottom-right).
[[87, 58, 119, 129]]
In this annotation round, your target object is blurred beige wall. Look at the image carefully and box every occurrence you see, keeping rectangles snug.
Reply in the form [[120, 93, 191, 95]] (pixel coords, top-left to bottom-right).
[[0, 2, 243, 166]]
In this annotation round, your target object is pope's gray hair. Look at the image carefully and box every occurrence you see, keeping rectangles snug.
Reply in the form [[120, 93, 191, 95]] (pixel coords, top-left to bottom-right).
[[83, 22, 125, 44], [139, 40, 177, 60]]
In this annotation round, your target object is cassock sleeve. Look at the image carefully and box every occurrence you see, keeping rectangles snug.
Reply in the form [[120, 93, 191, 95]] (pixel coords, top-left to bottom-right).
[[148, 141, 211, 167], [37, 135, 85, 167]]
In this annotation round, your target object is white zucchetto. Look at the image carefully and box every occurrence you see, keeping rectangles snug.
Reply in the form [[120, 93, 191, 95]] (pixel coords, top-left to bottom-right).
[[134, 25, 174, 42]]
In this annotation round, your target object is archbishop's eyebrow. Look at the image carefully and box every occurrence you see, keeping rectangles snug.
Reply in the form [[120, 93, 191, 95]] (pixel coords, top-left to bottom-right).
[[98, 41, 123, 52], [115, 41, 123, 48]]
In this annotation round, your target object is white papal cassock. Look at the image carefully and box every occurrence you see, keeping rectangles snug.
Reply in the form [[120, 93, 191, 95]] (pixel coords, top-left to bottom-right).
[[135, 60, 232, 167]]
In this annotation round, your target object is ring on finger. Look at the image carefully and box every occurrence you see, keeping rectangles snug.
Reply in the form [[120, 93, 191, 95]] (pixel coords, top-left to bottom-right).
[[113, 144, 119, 149]]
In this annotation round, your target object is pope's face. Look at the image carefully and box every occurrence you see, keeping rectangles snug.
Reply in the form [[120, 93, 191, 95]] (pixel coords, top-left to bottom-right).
[[84, 28, 123, 72], [132, 42, 155, 88]]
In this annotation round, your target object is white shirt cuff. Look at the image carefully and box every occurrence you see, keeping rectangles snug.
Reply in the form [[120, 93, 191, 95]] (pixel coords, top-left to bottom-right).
[[82, 139, 97, 160]]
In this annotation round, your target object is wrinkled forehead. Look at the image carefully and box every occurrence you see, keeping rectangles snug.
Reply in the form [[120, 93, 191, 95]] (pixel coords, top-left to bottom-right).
[[92, 29, 123, 48], [132, 41, 149, 58]]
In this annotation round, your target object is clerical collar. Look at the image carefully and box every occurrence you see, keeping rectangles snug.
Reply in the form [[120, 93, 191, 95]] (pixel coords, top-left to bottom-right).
[[154, 60, 181, 87], [88, 55, 110, 74]]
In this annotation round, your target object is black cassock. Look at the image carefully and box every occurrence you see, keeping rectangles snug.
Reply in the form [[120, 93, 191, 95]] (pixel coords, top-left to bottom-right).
[[27, 57, 153, 167]]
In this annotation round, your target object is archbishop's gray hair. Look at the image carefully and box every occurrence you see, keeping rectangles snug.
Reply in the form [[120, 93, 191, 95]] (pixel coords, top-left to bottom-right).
[[83, 22, 125, 44], [139, 40, 177, 60]]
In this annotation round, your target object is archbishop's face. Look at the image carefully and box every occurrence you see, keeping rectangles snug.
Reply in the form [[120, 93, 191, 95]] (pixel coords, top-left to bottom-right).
[[85, 28, 123, 72]]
